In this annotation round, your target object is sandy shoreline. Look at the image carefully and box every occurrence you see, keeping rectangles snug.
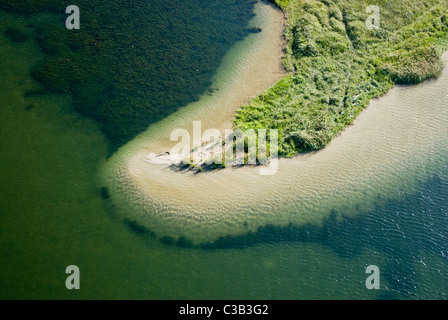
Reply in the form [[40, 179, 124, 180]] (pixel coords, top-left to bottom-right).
[[101, 2, 448, 244]]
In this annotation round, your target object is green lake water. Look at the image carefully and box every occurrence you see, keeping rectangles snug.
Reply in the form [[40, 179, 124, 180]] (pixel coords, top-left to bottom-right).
[[0, 1, 447, 299]]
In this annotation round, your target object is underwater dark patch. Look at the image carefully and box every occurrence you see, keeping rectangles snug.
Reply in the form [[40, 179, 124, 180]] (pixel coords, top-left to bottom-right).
[[4, 27, 29, 43], [100, 187, 110, 200], [1, 0, 258, 151], [123, 218, 155, 237]]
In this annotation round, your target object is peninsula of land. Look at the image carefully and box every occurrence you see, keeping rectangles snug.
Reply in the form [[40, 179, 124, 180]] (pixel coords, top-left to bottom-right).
[[100, 1, 448, 244]]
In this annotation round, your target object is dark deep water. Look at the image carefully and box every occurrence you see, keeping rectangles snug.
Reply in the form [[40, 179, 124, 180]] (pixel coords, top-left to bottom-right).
[[0, 0, 258, 150], [0, 0, 447, 299]]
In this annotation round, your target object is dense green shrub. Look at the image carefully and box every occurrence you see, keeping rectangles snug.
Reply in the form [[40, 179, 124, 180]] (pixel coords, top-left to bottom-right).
[[236, 0, 448, 156]]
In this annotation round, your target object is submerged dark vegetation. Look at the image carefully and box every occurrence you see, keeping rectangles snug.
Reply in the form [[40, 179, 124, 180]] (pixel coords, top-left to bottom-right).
[[235, 0, 448, 156], [0, 0, 258, 151], [122, 173, 448, 298]]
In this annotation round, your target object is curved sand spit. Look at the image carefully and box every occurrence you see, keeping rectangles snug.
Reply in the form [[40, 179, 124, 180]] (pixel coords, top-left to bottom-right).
[[100, 2, 448, 244]]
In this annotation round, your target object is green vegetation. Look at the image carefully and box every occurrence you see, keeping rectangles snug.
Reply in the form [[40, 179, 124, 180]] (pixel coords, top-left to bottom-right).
[[234, 0, 448, 156]]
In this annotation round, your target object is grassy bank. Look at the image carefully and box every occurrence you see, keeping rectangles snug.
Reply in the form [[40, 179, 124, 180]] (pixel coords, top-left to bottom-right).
[[234, 0, 448, 157]]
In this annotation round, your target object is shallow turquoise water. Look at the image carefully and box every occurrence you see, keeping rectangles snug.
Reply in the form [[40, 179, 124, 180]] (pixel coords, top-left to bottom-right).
[[0, 1, 447, 300]]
